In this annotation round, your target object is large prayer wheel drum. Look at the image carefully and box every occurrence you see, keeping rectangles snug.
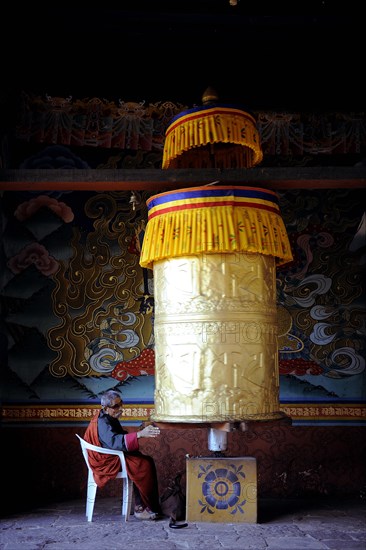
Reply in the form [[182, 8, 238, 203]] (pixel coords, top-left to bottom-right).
[[140, 186, 293, 423]]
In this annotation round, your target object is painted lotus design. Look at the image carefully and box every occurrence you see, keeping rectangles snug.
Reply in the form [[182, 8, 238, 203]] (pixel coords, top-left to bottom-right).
[[198, 464, 246, 515]]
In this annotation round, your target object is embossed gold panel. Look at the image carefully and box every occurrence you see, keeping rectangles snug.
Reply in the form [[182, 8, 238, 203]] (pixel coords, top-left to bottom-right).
[[186, 456, 257, 523], [152, 252, 283, 422]]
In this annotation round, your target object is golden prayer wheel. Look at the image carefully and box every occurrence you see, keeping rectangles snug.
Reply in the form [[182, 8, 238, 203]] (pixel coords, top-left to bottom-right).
[[140, 185, 293, 423]]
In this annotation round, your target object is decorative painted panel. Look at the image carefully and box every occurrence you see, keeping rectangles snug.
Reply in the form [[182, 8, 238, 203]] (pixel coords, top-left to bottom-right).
[[186, 456, 257, 523]]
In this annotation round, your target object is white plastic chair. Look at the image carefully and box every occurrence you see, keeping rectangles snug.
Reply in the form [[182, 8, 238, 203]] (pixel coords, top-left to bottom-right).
[[76, 433, 133, 522]]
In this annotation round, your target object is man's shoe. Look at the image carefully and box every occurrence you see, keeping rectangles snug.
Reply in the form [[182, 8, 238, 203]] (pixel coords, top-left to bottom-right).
[[134, 506, 158, 520], [145, 508, 162, 520]]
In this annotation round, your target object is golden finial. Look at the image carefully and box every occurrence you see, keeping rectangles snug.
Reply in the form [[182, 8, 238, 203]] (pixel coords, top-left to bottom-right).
[[202, 87, 219, 105]]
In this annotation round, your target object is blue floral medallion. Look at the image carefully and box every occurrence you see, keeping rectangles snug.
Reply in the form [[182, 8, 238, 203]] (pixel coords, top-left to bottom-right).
[[197, 463, 247, 516]]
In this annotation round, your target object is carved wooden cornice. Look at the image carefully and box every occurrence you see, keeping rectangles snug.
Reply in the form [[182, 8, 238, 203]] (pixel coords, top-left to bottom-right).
[[1, 167, 366, 191]]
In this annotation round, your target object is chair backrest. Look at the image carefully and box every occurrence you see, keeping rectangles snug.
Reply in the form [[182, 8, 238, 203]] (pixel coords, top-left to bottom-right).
[[75, 433, 133, 522], [75, 433, 128, 474]]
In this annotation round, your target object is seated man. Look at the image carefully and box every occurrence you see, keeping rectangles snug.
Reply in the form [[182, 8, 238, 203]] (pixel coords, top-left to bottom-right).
[[84, 389, 162, 520]]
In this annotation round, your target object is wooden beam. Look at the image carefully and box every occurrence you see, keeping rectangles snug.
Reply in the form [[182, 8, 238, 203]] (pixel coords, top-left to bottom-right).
[[1, 167, 366, 191]]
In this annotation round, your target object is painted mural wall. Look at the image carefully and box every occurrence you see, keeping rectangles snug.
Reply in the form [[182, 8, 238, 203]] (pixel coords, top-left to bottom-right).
[[1, 185, 365, 427]]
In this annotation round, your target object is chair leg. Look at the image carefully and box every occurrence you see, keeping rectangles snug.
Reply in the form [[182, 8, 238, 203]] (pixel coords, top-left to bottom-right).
[[86, 475, 97, 522], [121, 478, 134, 522]]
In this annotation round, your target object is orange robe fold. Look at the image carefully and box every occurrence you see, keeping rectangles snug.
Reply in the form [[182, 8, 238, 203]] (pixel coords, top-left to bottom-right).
[[84, 412, 121, 487]]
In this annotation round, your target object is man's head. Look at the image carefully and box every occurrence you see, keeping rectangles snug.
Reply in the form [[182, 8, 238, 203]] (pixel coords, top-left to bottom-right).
[[101, 390, 123, 418]]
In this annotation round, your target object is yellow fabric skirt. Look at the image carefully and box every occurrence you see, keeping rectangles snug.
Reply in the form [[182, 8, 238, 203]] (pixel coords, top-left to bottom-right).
[[140, 186, 293, 269], [162, 105, 263, 169]]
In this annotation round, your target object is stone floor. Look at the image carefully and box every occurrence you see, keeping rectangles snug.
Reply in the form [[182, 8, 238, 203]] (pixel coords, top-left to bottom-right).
[[0, 496, 365, 549]]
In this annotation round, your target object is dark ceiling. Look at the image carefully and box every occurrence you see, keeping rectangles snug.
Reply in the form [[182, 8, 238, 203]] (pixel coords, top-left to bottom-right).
[[3, 2, 364, 112]]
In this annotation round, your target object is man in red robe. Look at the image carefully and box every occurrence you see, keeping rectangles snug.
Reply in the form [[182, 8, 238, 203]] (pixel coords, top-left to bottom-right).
[[84, 390, 162, 520]]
